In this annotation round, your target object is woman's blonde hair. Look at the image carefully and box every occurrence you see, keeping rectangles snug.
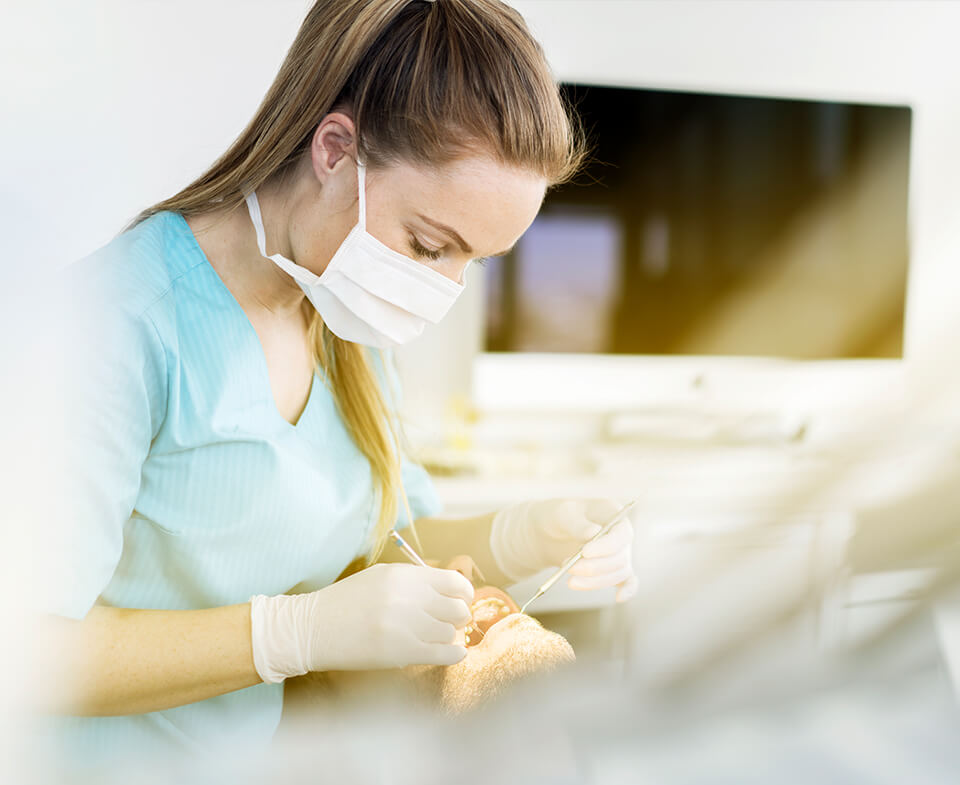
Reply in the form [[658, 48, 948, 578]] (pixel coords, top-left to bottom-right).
[[127, 0, 587, 564]]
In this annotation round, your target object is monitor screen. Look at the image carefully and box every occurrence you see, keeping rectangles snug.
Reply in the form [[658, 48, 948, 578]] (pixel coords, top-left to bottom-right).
[[484, 84, 911, 359]]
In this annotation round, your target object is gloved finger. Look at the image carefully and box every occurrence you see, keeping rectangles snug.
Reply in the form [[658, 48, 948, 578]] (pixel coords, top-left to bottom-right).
[[424, 593, 472, 628], [567, 564, 634, 591], [583, 498, 623, 525], [550, 499, 626, 540], [426, 567, 476, 604], [616, 575, 639, 603], [410, 611, 459, 645], [567, 551, 632, 578], [581, 519, 633, 559], [545, 499, 602, 541], [415, 642, 469, 667]]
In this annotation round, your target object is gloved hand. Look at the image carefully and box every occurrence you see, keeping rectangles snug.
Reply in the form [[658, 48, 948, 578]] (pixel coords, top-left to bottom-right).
[[489, 498, 638, 602], [249, 563, 475, 683]]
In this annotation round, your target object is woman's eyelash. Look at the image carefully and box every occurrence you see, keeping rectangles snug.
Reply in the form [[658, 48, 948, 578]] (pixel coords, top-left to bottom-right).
[[409, 237, 443, 261], [409, 235, 489, 268]]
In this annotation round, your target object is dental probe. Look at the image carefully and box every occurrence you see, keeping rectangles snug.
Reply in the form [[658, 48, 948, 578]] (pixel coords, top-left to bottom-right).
[[388, 528, 429, 567], [519, 500, 638, 614]]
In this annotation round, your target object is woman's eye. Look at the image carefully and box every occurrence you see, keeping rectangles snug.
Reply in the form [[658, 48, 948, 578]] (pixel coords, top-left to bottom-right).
[[409, 236, 443, 261]]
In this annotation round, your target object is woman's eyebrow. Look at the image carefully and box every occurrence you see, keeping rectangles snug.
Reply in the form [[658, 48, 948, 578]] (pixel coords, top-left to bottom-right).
[[416, 213, 472, 253], [416, 213, 515, 258]]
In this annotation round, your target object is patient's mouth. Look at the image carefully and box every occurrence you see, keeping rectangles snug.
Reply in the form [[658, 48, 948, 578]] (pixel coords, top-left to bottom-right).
[[464, 587, 520, 647]]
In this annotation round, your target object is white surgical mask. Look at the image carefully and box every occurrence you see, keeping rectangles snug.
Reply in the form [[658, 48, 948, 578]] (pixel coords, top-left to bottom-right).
[[244, 160, 465, 348]]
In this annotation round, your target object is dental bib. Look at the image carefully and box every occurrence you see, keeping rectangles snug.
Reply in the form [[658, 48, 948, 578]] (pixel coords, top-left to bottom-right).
[[244, 160, 464, 348]]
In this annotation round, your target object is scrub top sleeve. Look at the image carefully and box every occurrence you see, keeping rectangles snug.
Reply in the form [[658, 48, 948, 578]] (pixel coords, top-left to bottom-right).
[[45, 297, 168, 620]]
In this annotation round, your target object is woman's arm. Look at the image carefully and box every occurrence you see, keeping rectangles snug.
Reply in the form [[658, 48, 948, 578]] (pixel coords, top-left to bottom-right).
[[40, 604, 261, 717], [388, 512, 514, 587]]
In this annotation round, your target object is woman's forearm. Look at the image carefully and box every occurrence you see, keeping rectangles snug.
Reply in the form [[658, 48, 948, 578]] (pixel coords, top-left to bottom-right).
[[40, 604, 262, 717], [397, 512, 512, 586]]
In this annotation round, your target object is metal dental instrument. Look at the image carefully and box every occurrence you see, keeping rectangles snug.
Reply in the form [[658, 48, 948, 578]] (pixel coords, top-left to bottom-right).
[[388, 480, 430, 567], [388, 528, 429, 567], [519, 500, 638, 614]]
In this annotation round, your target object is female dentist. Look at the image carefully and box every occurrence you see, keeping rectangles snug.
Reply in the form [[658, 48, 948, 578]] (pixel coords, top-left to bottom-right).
[[44, 0, 636, 762]]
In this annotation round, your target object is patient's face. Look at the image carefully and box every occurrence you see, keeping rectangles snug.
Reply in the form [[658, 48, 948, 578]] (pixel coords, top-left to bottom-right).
[[432, 566, 575, 713], [440, 608, 574, 713], [282, 560, 575, 719]]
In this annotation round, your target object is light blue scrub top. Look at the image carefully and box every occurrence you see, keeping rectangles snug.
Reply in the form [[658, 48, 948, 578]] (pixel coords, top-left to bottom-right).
[[46, 210, 441, 764]]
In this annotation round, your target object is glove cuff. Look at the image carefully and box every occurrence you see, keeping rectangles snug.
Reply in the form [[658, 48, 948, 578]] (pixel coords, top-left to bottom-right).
[[249, 593, 310, 684], [489, 502, 543, 582]]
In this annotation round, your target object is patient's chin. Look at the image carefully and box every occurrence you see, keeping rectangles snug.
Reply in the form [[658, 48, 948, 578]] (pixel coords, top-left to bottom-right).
[[439, 611, 576, 714]]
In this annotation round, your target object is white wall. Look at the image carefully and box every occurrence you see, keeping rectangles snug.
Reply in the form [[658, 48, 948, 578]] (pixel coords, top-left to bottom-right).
[[1, 0, 310, 279]]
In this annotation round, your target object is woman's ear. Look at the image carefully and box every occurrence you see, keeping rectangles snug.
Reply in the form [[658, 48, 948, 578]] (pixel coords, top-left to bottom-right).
[[310, 112, 357, 183]]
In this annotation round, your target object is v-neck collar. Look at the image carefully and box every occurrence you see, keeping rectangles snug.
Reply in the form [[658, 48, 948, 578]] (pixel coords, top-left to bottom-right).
[[170, 211, 319, 431]]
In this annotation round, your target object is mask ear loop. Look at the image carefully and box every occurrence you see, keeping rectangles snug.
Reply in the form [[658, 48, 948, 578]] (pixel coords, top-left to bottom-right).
[[245, 192, 270, 258], [356, 158, 367, 230]]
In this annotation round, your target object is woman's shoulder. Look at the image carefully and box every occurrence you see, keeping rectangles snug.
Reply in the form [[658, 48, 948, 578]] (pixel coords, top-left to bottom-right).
[[63, 210, 206, 321]]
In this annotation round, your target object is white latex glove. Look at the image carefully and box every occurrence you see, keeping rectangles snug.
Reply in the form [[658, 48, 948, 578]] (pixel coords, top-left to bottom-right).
[[490, 498, 638, 602], [249, 563, 475, 683]]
